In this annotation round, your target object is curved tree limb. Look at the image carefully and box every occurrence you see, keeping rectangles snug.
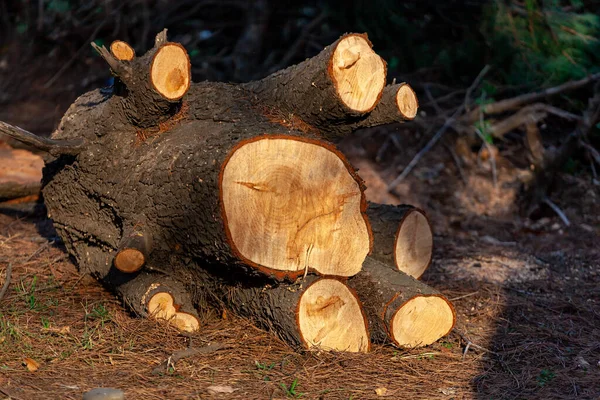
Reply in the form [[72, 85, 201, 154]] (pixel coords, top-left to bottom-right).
[[0, 121, 85, 157]]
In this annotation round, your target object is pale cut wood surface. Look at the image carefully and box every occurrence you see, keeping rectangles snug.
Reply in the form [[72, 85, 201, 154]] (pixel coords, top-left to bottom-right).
[[331, 35, 385, 112], [147, 292, 200, 332], [110, 40, 135, 61], [396, 84, 418, 119], [391, 296, 454, 348], [221, 138, 370, 277], [298, 278, 369, 352], [395, 210, 432, 278], [151, 43, 191, 100]]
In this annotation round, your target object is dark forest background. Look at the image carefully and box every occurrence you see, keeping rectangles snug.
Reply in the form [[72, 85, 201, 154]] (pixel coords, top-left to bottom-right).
[[2, 0, 599, 85]]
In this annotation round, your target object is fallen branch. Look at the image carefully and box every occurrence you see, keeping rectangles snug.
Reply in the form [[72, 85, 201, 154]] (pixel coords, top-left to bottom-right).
[[542, 197, 571, 227], [488, 103, 581, 139], [0, 122, 85, 157], [463, 72, 600, 123], [152, 342, 225, 375], [387, 65, 490, 191]]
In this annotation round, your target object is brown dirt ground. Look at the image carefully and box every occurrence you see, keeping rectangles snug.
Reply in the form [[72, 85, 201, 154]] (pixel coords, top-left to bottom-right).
[[0, 50, 599, 399], [0, 126, 599, 399]]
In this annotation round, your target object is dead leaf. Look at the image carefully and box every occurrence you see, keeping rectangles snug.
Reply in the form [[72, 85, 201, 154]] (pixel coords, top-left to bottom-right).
[[41, 326, 71, 335], [22, 357, 40, 372], [207, 385, 236, 394], [575, 356, 590, 369], [375, 387, 387, 396], [440, 387, 457, 395]]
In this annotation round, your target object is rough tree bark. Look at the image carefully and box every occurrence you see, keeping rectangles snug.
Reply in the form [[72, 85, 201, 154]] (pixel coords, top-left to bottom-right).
[[45, 33, 375, 282], [109, 271, 200, 332]]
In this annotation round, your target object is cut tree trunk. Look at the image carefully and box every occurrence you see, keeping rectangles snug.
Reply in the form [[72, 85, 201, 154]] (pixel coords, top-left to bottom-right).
[[244, 33, 387, 141], [367, 203, 433, 279], [190, 266, 370, 352], [0, 30, 460, 352], [221, 136, 371, 278], [348, 258, 455, 348]]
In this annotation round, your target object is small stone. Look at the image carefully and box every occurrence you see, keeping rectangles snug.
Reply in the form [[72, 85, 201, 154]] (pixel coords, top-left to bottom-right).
[[83, 388, 124, 400]]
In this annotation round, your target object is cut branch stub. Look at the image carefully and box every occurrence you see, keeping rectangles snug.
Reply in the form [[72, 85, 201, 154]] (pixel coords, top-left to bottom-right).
[[220, 136, 372, 278], [331, 83, 419, 137], [244, 33, 386, 140], [111, 272, 200, 332], [92, 30, 191, 127], [110, 40, 135, 61], [348, 258, 455, 348], [150, 43, 191, 101], [395, 83, 419, 120], [330, 34, 386, 112], [147, 291, 200, 332], [367, 203, 432, 279], [0, 121, 85, 157], [113, 231, 151, 273], [297, 278, 370, 352]]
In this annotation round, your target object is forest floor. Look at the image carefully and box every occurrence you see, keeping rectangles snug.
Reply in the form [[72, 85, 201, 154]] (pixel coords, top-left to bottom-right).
[[1, 56, 599, 400]]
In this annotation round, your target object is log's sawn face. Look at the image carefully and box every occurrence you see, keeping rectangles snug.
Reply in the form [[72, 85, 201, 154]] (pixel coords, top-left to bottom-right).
[[394, 209, 433, 279], [330, 35, 386, 113], [146, 291, 200, 333], [150, 43, 191, 101], [389, 295, 455, 348], [297, 278, 370, 352], [396, 84, 419, 120], [220, 136, 372, 278]]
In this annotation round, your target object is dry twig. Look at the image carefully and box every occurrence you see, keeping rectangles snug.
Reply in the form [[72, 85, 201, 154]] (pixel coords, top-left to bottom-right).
[[152, 342, 225, 375], [0, 262, 12, 302], [542, 197, 571, 227], [580, 141, 600, 167], [0, 121, 85, 157], [455, 329, 499, 360]]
